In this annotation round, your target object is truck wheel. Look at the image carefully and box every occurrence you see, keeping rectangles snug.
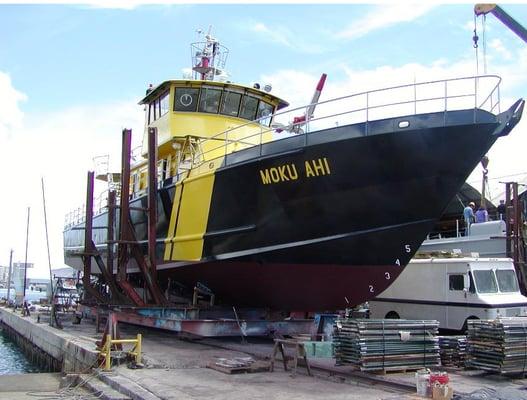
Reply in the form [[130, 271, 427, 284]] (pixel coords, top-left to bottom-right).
[[385, 311, 400, 319]]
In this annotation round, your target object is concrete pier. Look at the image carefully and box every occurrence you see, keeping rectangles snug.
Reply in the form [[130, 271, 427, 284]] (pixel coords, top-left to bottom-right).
[[0, 307, 98, 372], [3, 305, 527, 400]]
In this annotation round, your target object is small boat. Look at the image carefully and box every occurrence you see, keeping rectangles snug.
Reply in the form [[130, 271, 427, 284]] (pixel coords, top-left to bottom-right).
[[64, 31, 524, 311]]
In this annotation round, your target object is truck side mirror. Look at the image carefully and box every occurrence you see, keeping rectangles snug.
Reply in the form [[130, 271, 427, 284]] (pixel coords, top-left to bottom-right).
[[463, 274, 470, 291]]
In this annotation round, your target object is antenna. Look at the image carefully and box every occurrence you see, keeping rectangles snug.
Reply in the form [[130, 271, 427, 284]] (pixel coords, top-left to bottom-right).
[[191, 27, 229, 81]]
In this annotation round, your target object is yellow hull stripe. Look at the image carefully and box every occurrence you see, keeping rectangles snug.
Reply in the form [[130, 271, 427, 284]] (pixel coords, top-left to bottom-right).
[[163, 184, 183, 260], [164, 157, 223, 261]]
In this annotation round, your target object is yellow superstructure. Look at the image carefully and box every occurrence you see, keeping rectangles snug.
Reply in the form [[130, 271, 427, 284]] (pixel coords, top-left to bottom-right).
[[130, 79, 288, 261]]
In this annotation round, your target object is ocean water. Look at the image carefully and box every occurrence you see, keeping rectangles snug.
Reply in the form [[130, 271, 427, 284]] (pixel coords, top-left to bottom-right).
[[0, 328, 42, 374]]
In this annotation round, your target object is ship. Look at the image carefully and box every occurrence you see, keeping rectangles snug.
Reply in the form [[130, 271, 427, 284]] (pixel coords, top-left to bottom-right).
[[63, 31, 524, 311]]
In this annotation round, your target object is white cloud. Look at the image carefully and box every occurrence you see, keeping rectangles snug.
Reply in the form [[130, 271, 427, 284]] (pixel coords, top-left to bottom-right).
[[249, 22, 326, 54], [83, 0, 142, 10], [0, 89, 144, 278], [261, 45, 527, 203], [488, 38, 512, 61], [252, 22, 292, 48], [0, 72, 27, 141], [335, 4, 437, 40]]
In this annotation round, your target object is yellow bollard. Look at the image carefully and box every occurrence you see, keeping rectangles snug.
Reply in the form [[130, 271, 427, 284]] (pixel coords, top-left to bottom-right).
[[100, 333, 142, 370], [136, 333, 142, 365], [105, 334, 112, 371]]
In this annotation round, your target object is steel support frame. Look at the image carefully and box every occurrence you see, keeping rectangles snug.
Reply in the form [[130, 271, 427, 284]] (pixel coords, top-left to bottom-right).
[[115, 128, 166, 306], [110, 308, 315, 338], [82, 171, 110, 303], [505, 182, 527, 294]]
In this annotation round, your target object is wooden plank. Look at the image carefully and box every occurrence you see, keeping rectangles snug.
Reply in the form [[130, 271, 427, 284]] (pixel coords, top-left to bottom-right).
[[206, 360, 270, 375]]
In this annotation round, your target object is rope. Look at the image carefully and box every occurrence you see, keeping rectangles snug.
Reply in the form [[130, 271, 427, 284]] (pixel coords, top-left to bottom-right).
[[26, 357, 107, 400]]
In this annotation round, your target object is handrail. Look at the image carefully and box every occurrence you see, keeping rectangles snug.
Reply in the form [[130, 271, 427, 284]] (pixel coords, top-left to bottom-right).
[[64, 184, 122, 228], [193, 75, 501, 168], [64, 75, 502, 229]]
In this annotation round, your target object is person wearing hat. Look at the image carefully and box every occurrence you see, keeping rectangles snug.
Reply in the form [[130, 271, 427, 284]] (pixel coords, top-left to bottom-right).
[[463, 202, 476, 236]]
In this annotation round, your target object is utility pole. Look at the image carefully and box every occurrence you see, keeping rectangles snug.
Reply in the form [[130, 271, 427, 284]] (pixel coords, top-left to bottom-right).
[[22, 207, 30, 304], [6, 249, 13, 304]]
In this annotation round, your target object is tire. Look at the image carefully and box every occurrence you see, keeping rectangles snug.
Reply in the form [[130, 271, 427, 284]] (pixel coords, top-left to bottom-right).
[[385, 311, 400, 319]]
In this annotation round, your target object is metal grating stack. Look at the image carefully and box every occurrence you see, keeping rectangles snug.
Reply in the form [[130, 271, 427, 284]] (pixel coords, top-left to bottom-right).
[[438, 336, 467, 367], [333, 319, 440, 372], [466, 318, 527, 375]]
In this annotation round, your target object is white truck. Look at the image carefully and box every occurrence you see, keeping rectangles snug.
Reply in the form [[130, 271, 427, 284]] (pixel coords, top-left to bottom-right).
[[369, 257, 527, 331]]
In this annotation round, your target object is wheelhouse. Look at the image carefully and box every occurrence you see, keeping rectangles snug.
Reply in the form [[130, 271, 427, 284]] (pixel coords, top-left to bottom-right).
[[129, 80, 289, 198]]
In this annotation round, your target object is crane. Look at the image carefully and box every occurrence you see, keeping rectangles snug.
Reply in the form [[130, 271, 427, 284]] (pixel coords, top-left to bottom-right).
[[474, 4, 527, 44]]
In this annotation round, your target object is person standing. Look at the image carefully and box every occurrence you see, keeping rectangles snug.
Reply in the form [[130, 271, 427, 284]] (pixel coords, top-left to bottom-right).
[[463, 202, 476, 236], [497, 199, 506, 220], [475, 205, 489, 223]]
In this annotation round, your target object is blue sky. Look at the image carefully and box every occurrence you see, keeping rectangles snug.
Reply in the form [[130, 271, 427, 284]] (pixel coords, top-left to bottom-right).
[[3, 3, 524, 112], [1, 3, 526, 277]]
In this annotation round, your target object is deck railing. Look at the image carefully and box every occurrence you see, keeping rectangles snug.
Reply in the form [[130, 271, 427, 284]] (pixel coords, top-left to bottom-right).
[[193, 75, 502, 168], [64, 75, 502, 229], [64, 185, 121, 228]]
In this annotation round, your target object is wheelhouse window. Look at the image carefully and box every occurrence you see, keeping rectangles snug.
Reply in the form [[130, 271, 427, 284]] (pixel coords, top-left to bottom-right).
[[496, 270, 520, 292], [160, 91, 169, 116], [473, 270, 498, 293], [172, 86, 276, 126], [220, 91, 242, 117], [148, 91, 170, 124], [174, 88, 199, 112], [240, 95, 258, 120], [198, 88, 222, 113], [148, 103, 155, 124], [156, 98, 161, 118], [256, 100, 274, 126]]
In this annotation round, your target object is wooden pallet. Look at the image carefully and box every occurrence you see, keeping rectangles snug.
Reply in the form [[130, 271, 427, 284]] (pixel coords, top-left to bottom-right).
[[206, 360, 271, 375], [370, 366, 423, 375]]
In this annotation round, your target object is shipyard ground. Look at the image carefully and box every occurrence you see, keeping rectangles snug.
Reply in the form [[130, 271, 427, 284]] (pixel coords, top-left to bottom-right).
[[2, 307, 527, 400]]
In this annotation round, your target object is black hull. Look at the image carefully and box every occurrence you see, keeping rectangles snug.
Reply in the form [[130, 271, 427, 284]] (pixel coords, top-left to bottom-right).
[[64, 102, 524, 310], [157, 218, 433, 310]]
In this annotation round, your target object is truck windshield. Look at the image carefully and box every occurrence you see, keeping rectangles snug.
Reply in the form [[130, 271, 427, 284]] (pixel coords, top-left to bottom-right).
[[473, 270, 498, 293], [496, 270, 520, 292]]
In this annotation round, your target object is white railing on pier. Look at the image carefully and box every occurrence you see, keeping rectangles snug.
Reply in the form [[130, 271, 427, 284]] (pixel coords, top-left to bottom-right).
[[193, 75, 501, 168]]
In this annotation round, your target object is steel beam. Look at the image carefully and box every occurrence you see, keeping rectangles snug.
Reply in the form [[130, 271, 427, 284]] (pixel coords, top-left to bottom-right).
[[112, 309, 314, 338], [82, 171, 107, 303], [115, 128, 166, 306], [117, 129, 132, 283], [147, 127, 158, 278]]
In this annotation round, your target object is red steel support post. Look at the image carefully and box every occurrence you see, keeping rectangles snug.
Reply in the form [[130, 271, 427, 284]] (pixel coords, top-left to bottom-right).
[[506, 182, 512, 259], [107, 190, 116, 279], [83, 171, 94, 300], [83, 171, 106, 303], [513, 183, 520, 267], [148, 127, 158, 279], [117, 129, 132, 283]]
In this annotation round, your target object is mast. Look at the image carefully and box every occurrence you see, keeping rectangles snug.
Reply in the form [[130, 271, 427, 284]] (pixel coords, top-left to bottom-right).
[[191, 26, 229, 81], [6, 249, 13, 303], [22, 207, 30, 304]]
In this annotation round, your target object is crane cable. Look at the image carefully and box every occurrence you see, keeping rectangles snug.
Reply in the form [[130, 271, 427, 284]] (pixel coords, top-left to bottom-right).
[[473, 13, 489, 75], [473, 14, 479, 75], [482, 14, 488, 74]]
